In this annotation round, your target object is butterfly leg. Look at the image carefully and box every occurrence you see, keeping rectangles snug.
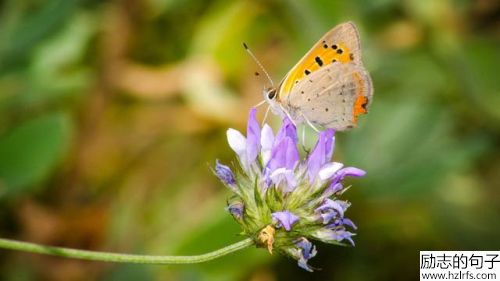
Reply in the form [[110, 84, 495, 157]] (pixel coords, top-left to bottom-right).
[[301, 112, 320, 133], [301, 125, 311, 154], [278, 104, 297, 127]]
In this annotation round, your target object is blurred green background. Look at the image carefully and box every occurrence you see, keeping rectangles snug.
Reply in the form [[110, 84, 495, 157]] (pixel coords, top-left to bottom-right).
[[0, 0, 499, 280]]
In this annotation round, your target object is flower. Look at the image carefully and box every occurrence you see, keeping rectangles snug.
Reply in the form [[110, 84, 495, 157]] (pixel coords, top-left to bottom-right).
[[215, 108, 365, 271], [215, 160, 236, 187], [285, 238, 318, 272], [272, 211, 299, 231]]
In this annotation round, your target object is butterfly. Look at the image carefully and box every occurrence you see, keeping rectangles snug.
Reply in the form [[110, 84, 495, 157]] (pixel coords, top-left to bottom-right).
[[263, 22, 373, 131]]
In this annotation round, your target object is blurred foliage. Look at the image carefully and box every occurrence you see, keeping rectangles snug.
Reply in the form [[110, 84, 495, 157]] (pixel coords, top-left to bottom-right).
[[0, 0, 499, 280]]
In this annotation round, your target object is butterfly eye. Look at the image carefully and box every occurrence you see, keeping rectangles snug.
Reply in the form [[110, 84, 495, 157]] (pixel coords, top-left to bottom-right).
[[267, 89, 277, 100]]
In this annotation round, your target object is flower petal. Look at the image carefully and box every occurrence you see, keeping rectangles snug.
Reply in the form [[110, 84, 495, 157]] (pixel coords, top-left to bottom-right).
[[315, 199, 347, 217], [296, 238, 317, 260], [295, 238, 317, 272], [315, 199, 350, 224], [307, 129, 335, 182], [319, 212, 337, 225], [311, 228, 355, 246], [318, 162, 344, 181], [285, 138, 300, 169], [320, 182, 344, 200], [275, 117, 298, 144], [325, 217, 357, 230], [226, 129, 246, 158], [267, 137, 299, 173], [269, 167, 297, 192], [272, 211, 299, 231], [261, 124, 274, 165], [336, 167, 366, 179], [246, 108, 261, 164], [325, 130, 335, 160], [328, 167, 366, 188]]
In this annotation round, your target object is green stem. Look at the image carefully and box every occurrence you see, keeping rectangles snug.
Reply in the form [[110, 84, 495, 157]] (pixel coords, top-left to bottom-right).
[[0, 237, 254, 264]]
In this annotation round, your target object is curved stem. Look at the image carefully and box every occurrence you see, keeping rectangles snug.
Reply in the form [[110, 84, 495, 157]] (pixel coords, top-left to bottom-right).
[[0, 237, 254, 264]]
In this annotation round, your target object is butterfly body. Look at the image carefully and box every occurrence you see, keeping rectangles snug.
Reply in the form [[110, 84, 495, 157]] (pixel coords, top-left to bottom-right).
[[264, 22, 373, 131]]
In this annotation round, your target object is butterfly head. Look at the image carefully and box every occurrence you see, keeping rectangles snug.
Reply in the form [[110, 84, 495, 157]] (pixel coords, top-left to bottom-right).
[[263, 87, 279, 109], [264, 87, 277, 102], [263, 87, 289, 119]]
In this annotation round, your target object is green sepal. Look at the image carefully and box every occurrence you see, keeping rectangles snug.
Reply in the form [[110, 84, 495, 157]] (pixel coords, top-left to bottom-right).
[[265, 185, 283, 211]]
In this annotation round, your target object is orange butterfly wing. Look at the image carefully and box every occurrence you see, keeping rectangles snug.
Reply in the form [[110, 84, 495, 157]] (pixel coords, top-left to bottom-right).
[[278, 22, 363, 100]]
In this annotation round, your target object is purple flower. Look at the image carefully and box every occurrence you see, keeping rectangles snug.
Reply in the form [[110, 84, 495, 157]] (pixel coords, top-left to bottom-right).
[[269, 168, 297, 192], [260, 124, 274, 165], [272, 211, 299, 231], [215, 160, 236, 187], [332, 167, 366, 183], [316, 199, 349, 216], [321, 167, 365, 198], [275, 118, 298, 144], [323, 182, 344, 198], [227, 201, 244, 220], [216, 108, 366, 271], [246, 108, 261, 164], [307, 129, 335, 182], [296, 238, 316, 260], [318, 162, 344, 180], [328, 218, 357, 230], [227, 129, 247, 166], [312, 228, 356, 246], [290, 238, 317, 272], [226, 109, 262, 172], [315, 199, 350, 224], [261, 119, 301, 190], [267, 137, 299, 173]]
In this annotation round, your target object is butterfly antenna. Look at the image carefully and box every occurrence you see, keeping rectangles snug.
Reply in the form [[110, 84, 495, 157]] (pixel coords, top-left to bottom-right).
[[243, 42, 274, 87], [254, 99, 266, 108]]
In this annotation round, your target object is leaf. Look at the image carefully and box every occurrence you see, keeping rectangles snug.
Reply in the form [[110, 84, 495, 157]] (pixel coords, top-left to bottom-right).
[[0, 112, 72, 198], [0, 0, 80, 72]]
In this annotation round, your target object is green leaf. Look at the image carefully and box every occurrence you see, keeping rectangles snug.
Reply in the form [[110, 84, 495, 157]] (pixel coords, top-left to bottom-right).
[[0, 112, 72, 198], [0, 0, 80, 72]]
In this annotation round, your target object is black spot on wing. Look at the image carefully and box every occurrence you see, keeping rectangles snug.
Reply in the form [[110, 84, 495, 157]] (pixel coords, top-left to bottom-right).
[[305, 69, 311, 75], [315, 56, 323, 67]]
